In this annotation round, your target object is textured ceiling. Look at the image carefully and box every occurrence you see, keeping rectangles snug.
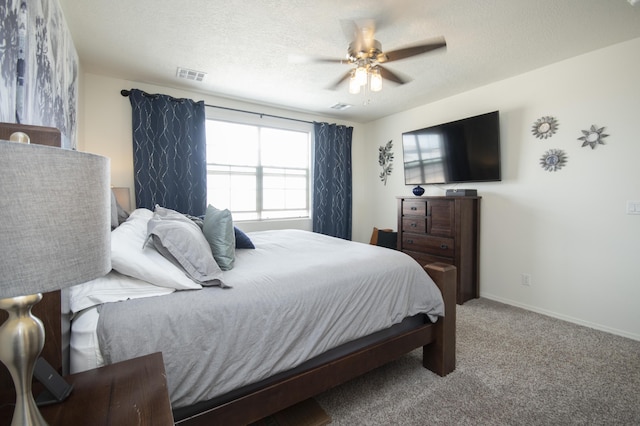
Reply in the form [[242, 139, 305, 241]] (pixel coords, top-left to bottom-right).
[[59, 0, 640, 123]]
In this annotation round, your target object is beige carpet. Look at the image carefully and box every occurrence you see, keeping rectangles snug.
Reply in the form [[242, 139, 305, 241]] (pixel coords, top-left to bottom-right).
[[251, 398, 331, 426], [316, 298, 640, 425]]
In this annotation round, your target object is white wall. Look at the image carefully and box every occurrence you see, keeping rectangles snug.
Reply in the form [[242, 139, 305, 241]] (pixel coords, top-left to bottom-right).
[[355, 37, 640, 340]]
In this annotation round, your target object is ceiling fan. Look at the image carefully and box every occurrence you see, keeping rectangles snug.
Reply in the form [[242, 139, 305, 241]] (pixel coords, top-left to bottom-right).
[[292, 19, 446, 94]]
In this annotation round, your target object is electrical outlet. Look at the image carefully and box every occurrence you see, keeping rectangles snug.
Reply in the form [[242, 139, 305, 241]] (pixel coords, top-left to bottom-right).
[[521, 273, 531, 286]]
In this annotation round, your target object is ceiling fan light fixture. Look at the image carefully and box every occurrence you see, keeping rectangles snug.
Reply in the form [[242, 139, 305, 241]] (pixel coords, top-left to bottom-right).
[[370, 68, 382, 92], [355, 66, 368, 86], [349, 71, 361, 94], [303, 19, 446, 96]]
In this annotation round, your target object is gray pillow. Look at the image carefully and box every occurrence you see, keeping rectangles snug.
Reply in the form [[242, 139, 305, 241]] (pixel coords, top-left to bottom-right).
[[146, 206, 225, 286], [110, 189, 130, 228], [116, 202, 129, 225], [202, 205, 236, 271]]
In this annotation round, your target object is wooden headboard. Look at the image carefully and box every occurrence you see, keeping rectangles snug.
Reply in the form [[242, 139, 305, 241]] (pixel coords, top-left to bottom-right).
[[0, 122, 61, 147], [0, 122, 68, 402]]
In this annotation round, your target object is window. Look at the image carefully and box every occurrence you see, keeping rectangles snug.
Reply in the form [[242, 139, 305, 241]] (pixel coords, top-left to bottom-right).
[[205, 119, 311, 221], [403, 133, 445, 184]]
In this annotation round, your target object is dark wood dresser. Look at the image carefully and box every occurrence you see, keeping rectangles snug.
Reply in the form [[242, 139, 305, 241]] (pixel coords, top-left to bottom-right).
[[397, 196, 481, 304]]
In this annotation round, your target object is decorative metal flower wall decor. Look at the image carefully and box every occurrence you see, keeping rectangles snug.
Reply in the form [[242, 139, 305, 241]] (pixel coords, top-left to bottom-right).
[[378, 140, 394, 185], [540, 149, 567, 172], [531, 116, 559, 139], [578, 125, 608, 149]]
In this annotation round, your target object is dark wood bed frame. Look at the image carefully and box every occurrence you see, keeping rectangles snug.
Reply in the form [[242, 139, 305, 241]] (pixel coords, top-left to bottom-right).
[[0, 123, 457, 424]]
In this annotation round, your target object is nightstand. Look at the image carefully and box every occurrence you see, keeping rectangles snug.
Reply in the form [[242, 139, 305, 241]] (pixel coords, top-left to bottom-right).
[[1, 352, 173, 425]]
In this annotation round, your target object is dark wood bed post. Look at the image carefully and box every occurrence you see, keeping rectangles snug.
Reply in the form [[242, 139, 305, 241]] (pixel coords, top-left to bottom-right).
[[423, 262, 456, 376]]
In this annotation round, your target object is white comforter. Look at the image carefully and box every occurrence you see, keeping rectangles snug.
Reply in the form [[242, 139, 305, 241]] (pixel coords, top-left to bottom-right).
[[95, 229, 444, 408]]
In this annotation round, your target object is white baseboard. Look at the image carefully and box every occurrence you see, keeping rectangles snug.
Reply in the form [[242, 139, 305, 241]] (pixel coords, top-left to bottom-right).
[[479, 293, 640, 342]]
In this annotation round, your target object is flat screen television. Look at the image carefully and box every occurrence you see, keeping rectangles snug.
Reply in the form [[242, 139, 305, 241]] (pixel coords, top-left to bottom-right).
[[402, 111, 501, 185]]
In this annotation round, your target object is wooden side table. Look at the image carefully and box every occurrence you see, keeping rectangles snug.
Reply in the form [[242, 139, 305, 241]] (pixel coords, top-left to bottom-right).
[[1, 352, 173, 426]]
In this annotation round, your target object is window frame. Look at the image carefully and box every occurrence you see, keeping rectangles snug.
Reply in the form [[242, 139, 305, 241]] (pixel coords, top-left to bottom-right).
[[204, 110, 313, 222]]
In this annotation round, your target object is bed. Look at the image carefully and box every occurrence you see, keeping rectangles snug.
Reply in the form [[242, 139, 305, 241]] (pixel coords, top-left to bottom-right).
[[0, 124, 456, 425], [67, 206, 456, 424], [3, 215, 457, 424]]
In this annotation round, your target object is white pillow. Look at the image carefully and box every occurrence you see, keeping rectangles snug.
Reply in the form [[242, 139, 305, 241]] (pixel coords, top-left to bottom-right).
[[69, 270, 174, 313], [110, 209, 202, 290]]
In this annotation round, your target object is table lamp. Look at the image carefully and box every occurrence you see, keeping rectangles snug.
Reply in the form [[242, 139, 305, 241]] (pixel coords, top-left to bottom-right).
[[111, 187, 131, 212], [0, 140, 111, 425]]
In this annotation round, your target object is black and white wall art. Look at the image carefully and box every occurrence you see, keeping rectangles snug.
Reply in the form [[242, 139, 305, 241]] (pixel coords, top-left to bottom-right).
[[1, 0, 78, 149]]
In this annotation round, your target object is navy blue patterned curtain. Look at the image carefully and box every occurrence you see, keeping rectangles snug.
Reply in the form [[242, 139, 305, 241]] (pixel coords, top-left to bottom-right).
[[312, 122, 353, 240], [129, 89, 207, 216]]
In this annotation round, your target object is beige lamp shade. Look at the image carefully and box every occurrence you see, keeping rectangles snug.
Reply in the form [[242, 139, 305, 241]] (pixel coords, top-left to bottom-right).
[[111, 187, 132, 212]]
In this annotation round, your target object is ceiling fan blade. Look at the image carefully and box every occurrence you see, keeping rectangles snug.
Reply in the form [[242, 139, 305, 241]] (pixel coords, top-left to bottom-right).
[[356, 18, 376, 45], [341, 18, 377, 53], [380, 37, 447, 63], [378, 66, 411, 85], [288, 54, 345, 64], [340, 19, 359, 42], [327, 70, 353, 90]]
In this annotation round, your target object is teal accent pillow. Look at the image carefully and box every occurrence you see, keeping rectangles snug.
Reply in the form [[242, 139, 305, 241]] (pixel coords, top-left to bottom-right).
[[203, 205, 236, 270]]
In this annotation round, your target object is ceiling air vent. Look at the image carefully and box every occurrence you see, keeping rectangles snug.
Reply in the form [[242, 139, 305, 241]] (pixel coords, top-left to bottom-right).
[[176, 67, 207, 82], [330, 103, 352, 111]]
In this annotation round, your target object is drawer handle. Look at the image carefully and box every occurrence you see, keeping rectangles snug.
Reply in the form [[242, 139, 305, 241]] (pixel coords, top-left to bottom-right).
[[410, 206, 417, 211], [440, 244, 448, 249], [407, 239, 414, 244], [410, 223, 417, 227]]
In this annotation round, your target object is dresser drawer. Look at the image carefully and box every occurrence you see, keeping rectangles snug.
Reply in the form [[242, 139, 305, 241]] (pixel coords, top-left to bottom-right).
[[402, 200, 426, 216], [402, 233, 455, 258], [402, 217, 427, 233]]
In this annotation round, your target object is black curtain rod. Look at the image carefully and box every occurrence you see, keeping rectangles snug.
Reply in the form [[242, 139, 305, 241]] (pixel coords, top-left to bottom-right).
[[120, 89, 313, 125]]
